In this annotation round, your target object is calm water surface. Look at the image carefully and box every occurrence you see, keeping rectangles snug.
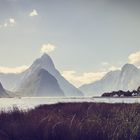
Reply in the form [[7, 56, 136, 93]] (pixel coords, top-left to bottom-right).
[[0, 97, 140, 111]]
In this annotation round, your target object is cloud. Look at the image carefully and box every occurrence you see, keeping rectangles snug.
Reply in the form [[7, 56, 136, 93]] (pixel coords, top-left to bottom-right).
[[0, 65, 28, 74], [29, 9, 38, 17], [62, 62, 121, 87], [40, 43, 56, 54], [101, 62, 110, 66], [9, 18, 16, 24], [101, 62, 120, 71], [128, 51, 140, 66], [62, 70, 106, 87], [0, 18, 16, 28]]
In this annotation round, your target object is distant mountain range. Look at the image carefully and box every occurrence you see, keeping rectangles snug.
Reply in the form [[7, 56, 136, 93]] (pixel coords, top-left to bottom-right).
[[0, 54, 140, 97], [0, 53, 83, 97], [80, 64, 140, 96]]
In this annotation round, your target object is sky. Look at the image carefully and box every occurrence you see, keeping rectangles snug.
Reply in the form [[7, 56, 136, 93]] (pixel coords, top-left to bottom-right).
[[0, 0, 140, 87]]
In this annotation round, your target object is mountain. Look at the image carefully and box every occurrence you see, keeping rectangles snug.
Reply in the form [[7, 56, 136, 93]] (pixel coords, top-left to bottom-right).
[[0, 82, 10, 97], [80, 64, 140, 96], [17, 53, 83, 97], [0, 73, 22, 91], [0, 54, 83, 97], [18, 68, 64, 97]]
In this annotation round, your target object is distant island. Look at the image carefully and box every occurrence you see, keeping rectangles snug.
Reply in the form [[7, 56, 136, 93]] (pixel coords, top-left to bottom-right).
[[102, 86, 140, 97]]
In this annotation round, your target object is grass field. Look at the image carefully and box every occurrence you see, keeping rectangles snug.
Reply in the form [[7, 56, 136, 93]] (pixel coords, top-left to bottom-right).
[[0, 103, 140, 140]]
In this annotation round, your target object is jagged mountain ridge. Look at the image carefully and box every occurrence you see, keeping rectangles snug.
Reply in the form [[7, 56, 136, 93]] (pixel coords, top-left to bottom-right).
[[1, 53, 139, 97], [17, 54, 83, 97], [80, 64, 140, 96], [0, 53, 83, 97]]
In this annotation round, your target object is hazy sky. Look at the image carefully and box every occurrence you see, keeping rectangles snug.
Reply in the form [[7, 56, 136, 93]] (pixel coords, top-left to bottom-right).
[[0, 0, 140, 86]]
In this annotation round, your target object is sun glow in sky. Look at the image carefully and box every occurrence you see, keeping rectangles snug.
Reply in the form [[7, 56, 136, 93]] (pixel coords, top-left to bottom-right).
[[0, 0, 140, 86]]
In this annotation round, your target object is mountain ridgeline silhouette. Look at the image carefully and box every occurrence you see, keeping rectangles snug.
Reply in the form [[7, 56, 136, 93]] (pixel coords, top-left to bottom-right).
[[0, 54, 140, 97], [0, 53, 83, 97], [80, 64, 140, 96]]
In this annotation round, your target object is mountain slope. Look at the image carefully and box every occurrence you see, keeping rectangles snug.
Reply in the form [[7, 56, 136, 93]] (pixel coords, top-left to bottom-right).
[[17, 53, 83, 97], [80, 64, 140, 96], [0, 73, 22, 91], [19, 69, 64, 97], [0, 82, 10, 97]]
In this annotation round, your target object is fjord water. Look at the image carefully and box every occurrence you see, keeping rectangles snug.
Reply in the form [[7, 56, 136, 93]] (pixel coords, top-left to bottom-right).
[[0, 97, 140, 111]]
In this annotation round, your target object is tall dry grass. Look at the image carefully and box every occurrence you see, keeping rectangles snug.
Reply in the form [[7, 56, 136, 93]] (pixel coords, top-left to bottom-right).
[[0, 103, 140, 140]]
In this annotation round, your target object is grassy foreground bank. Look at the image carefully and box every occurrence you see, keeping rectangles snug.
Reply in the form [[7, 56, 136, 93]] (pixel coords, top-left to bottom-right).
[[0, 103, 140, 140]]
